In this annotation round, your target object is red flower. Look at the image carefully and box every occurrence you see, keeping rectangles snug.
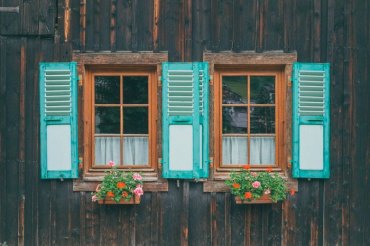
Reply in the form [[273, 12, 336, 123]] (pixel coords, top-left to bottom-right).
[[243, 165, 251, 170], [106, 191, 115, 197], [117, 182, 126, 189], [244, 192, 252, 199], [290, 189, 296, 196], [232, 183, 241, 189], [266, 167, 273, 173], [122, 191, 129, 198]]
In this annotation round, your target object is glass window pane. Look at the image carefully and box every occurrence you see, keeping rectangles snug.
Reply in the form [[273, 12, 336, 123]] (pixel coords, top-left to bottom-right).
[[222, 136, 248, 165], [250, 107, 275, 133], [95, 137, 120, 165], [95, 107, 120, 134], [95, 76, 120, 104], [250, 136, 275, 164], [123, 136, 148, 165], [222, 106, 247, 133], [123, 76, 148, 104], [222, 76, 247, 104], [250, 76, 275, 104], [123, 107, 148, 134]]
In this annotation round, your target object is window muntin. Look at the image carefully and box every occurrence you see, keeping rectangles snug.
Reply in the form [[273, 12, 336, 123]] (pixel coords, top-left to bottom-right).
[[93, 73, 152, 167], [218, 72, 280, 168]]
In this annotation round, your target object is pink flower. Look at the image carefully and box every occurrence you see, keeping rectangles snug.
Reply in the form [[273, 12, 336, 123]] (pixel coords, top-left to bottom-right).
[[108, 160, 115, 167], [264, 189, 271, 195], [251, 172, 258, 177], [133, 185, 144, 197], [133, 173, 143, 181], [252, 181, 261, 189], [92, 195, 98, 202]]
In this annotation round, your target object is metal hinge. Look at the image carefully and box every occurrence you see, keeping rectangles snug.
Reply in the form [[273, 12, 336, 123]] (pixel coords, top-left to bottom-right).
[[78, 75, 83, 86], [287, 76, 292, 87]]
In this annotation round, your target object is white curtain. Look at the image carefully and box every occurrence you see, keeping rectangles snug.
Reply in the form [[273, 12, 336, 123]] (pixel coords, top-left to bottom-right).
[[123, 137, 148, 165], [222, 137, 248, 164], [95, 137, 148, 165], [222, 136, 275, 165]]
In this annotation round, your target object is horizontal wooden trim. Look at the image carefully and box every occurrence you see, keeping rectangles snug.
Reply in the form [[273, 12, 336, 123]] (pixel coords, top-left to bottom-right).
[[204, 51, 297, 65], [73, 180, 169, 192], [73, 52, 168, 65]]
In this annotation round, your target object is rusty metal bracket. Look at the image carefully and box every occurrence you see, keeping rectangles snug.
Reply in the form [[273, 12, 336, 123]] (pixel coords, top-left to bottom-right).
[[0, 6, 19, 13]]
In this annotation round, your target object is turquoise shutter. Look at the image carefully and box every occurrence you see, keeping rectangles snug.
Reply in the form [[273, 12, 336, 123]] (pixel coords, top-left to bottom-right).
[[292, 63, 330, 178], [39, 62, 78, 179], [162, 62, 209, 179]]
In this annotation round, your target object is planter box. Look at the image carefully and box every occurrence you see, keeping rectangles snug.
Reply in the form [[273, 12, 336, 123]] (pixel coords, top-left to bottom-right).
[[235, 194, 276, 204], [98, 195, 141, 205]]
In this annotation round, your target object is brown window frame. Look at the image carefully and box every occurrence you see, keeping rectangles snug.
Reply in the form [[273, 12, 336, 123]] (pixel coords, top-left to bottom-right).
[[214, 68, 283, 170], [72, 52, 168, 192], [203, 52, 298, 192]]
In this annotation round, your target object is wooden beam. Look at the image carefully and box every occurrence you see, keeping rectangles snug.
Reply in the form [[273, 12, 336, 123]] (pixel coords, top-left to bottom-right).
[[204, 51, 297, 65], [72, 52, 168, 64]]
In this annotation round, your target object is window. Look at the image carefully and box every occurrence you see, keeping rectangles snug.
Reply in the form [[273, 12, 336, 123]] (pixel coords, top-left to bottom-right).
[[214, 67, 285, 175], [73, 52, 168, 182], [218, 72, 279, 167], [83, 67, 158, 178], [204, 52, 298, 187], [93, 72, 153, 167]]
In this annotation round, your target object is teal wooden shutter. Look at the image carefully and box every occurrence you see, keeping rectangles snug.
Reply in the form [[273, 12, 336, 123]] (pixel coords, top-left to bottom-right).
[[292, 63, 330, 178], [39, 62, 78, 179], [162, 62, 209, 179]]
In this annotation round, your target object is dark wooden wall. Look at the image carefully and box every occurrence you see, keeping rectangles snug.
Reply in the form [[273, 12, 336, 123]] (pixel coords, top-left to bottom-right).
[[0, 0, 369, 245]]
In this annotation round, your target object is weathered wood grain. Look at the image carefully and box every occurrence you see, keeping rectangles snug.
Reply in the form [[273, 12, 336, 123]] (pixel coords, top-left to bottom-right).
[[0, 0, 369, 245]]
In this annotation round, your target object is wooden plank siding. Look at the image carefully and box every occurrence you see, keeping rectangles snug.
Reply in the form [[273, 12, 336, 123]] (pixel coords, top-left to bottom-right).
[[0, 0, 369, 245]]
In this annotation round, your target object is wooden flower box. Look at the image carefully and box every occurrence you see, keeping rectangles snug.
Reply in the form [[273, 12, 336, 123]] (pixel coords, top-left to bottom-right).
[[98, 195, 141, 205], [235, 194, 276, 204]]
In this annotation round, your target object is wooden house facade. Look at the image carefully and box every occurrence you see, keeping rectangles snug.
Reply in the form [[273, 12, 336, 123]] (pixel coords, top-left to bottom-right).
[[0, 0, 369, 245]]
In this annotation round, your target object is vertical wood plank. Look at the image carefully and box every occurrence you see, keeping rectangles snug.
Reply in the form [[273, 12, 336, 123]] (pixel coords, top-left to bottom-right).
[[116, 0, 132, 50], [17, 38, 26, 246], [184, 0, 192, 61], [38, 0, 56, 35], [181, 181, 189, 246], [323, 0, 345, 244], [80, 0, 87, 51], [153, 0, 160, 52], [188, 182, 211, 245], [110, 0, 117, 51]]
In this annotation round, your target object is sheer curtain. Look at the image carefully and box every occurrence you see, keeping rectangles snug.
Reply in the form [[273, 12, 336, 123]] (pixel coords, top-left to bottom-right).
[[222, 136, 275, 165], [95, 137, 148, 165]]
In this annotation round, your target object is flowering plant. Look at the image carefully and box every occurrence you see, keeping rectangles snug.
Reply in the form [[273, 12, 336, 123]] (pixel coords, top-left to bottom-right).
[[225, 165, 287, 202], [92, 161, 144, 203]]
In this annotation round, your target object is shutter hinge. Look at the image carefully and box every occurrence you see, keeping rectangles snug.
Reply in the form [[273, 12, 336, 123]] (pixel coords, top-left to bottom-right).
[[287, 76, 292, 87], [158, 158, 162, 169], [78, 75, 83, 87]]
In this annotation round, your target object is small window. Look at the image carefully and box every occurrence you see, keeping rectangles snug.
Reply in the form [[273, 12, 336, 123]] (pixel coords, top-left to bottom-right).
[[81, 65, 159, 180], [204, 52, 297, 186], [93, 74, 151, 167], [215, 69, 283, 171]]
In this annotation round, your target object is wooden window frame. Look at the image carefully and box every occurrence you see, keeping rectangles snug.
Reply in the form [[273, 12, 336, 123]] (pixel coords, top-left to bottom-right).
[[215, 69, 281, 169], [72, 52, 168, 192], [203, 52, 298, 192]]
